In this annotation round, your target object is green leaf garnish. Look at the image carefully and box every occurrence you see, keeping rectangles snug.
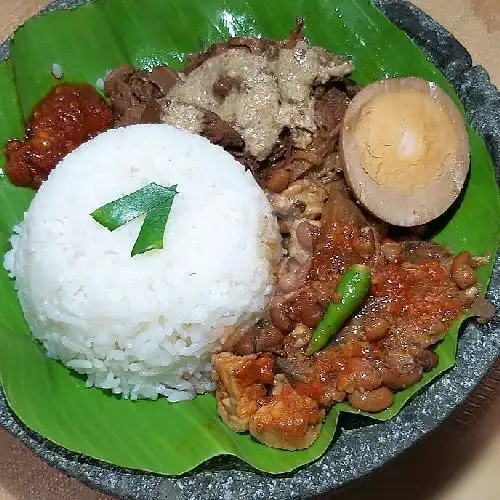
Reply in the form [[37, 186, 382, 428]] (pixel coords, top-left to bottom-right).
[[91, 182, 178, 256]]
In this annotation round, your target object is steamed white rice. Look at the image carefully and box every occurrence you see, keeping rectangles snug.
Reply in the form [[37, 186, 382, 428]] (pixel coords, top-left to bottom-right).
[[4, 124, 280, 401]]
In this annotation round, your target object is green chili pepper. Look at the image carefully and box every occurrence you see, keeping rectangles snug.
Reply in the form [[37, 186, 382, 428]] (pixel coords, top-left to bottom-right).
[[305, 264, 371, 355]]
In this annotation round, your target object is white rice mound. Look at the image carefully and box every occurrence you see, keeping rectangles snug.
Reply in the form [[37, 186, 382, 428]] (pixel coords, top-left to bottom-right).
[[4, 124, 281, 401]]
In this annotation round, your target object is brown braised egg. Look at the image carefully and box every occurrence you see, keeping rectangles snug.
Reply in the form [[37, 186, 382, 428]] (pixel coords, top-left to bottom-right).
[[341, 77, 470, 226]]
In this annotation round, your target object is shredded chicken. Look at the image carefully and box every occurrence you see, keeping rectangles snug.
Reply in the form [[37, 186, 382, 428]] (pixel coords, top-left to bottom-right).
[[271, 180, 328, 219]]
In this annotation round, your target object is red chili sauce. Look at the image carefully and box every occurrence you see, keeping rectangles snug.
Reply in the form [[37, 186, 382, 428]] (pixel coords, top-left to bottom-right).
[[4, 83, 112, 189]]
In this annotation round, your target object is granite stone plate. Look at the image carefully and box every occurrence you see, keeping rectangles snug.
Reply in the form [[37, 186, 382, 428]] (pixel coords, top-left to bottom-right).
[[0, 0, 499, 498]]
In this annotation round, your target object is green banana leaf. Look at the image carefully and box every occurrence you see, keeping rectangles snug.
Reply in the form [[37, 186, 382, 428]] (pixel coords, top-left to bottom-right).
[[0, 0, 498, 475]]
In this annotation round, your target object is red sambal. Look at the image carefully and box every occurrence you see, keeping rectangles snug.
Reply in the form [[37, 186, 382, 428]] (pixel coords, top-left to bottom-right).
[[4, 83, 112, 189]]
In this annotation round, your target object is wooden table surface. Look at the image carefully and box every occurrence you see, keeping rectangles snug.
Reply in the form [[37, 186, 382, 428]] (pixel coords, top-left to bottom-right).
[[0, 1, 498, 499]]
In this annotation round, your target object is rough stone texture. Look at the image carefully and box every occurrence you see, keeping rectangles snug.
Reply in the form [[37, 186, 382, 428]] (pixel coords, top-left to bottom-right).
[[0, 0, 498, 499]]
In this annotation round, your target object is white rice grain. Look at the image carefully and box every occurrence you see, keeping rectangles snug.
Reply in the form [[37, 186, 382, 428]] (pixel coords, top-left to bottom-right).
[[95, 78, 105, 91], [51, 63, 63, 79]]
